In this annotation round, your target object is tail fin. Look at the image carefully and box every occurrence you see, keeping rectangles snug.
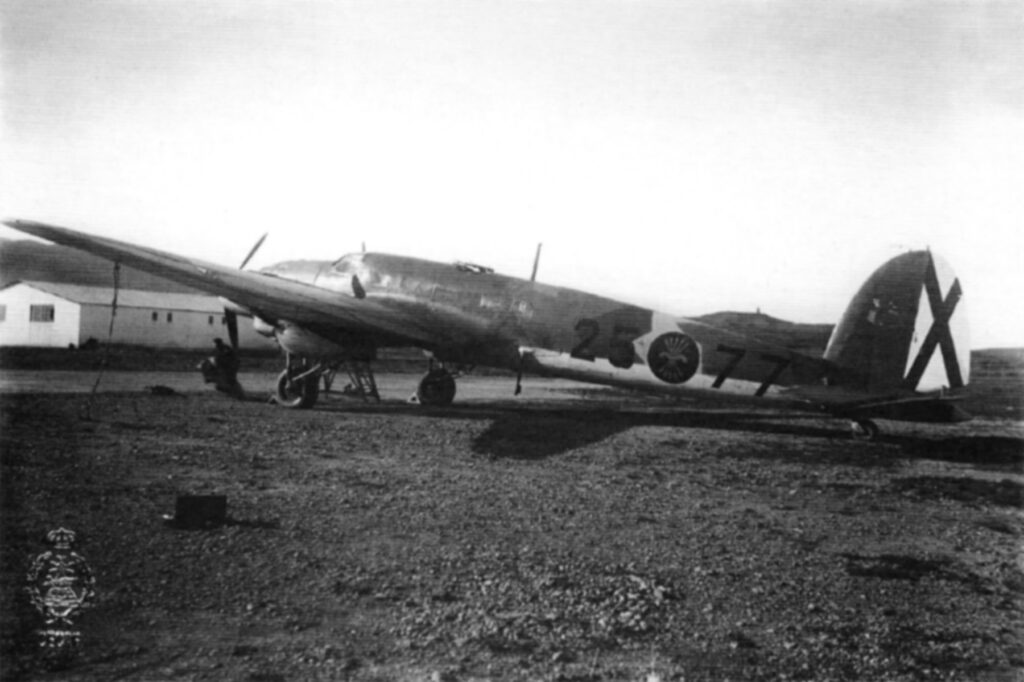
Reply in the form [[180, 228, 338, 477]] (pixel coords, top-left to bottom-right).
[[824, 250, 970, 393]]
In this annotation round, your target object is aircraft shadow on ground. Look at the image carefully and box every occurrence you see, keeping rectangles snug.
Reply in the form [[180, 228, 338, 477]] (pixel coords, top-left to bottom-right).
[[322, 399, 844, 459], [469, 408, 861, 460], [319, 398, 1023, 465], [478, 410, 1024, 467]]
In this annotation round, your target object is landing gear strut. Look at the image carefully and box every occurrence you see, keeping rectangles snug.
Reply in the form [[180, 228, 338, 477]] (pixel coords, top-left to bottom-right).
[[850, 419, 880, 441], [275, 358, 321, 409], [415, 367, 457, 406]]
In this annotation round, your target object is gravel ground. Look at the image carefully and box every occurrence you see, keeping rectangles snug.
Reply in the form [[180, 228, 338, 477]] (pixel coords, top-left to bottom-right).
[[1, 384, 1022, 681]]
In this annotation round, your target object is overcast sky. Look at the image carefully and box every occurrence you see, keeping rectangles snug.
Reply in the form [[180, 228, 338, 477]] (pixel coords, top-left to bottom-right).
[[2, 1, 1021, 348]]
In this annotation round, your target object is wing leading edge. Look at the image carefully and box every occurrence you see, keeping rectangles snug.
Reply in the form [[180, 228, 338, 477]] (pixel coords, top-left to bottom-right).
[[3, 220, 435, 345]]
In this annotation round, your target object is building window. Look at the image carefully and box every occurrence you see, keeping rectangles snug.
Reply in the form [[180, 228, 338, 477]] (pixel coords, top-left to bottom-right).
[[0, 305, 6, 322], [29, 305, 55, 322], [152, 311, 158, 322], [166, 312, 173, 323], [208, 315, 214, 325], [221, 316, 227, 325]]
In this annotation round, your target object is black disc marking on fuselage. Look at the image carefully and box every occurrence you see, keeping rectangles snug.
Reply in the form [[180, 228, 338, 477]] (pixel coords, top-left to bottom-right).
[[902, 256, 963, 390], [648, 332, 700, 384]]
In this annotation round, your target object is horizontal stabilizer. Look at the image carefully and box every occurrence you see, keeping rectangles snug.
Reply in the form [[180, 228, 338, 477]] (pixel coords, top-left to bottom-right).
[[837, 395, 972, 424]]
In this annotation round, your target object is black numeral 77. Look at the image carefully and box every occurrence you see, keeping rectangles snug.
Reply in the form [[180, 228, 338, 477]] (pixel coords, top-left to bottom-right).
[[714, 344, 791, 396], [713, 345, 746, 388]]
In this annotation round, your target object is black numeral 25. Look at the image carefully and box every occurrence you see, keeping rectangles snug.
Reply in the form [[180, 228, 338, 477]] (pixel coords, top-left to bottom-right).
[[570, 319, 599, 361], [570, 319, 638, 369]]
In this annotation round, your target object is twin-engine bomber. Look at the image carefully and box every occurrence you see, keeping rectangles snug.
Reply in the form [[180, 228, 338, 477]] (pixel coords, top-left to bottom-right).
[[5, 219, 971, 439]]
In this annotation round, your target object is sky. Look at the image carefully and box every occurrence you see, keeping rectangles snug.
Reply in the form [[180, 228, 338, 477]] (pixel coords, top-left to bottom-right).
[[1, 0, 1022, 348]]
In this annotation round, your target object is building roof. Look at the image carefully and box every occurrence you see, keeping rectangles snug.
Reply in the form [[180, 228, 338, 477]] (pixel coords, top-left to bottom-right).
[[3, 281, 225, 313]]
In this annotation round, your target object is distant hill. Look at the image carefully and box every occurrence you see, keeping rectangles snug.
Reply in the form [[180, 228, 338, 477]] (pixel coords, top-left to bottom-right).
[[693, 310, 834, 354], [0, 238, 200, 293]]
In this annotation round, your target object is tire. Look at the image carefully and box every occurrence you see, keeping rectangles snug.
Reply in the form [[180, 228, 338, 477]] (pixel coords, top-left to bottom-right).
[[851, 419, 880, 441], [416, 369, 456, 407], [275, 369, 320, 409]]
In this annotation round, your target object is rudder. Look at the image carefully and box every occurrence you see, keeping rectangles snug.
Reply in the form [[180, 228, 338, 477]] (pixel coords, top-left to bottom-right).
[[824, 251, 969, 393]]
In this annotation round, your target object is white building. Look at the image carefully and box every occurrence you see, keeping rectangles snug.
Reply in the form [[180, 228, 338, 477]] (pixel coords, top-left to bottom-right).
[[0, 281, 275, 349]]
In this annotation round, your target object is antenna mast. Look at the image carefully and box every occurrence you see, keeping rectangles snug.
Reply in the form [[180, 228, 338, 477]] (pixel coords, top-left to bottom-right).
[[530, 243, 543, 282]]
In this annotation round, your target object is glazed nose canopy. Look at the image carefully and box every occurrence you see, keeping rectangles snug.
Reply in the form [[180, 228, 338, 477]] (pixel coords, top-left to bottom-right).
[[257, 260, 328, 286]]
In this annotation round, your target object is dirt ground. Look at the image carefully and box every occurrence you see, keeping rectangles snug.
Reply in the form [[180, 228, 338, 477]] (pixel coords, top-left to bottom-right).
[[1, 380, 1022, 681]]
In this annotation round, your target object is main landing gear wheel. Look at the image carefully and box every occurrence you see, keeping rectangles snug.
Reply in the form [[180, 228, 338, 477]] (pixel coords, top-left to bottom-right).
[[416, 368, 456, 407], [850, 419, 880, 441], [276, 368, 320, 409]]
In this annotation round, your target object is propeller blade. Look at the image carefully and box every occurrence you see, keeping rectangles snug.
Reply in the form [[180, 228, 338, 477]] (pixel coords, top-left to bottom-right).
[[225, 310, 240, 350], [239, 233, 268, 270]]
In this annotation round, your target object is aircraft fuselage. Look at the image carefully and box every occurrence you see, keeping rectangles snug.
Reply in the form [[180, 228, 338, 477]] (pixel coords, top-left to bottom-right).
[[258, 253, 825, 407]]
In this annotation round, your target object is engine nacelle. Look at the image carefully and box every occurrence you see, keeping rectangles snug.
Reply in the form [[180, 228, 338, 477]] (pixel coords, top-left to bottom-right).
[[252, 316, 277, 337], [274, 322, 348, 358]]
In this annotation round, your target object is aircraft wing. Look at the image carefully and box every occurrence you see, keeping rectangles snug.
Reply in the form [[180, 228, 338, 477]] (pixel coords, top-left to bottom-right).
[[3, 219, 436, 345]]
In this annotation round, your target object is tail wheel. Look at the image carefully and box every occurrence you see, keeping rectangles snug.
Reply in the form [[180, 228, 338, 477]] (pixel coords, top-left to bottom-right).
[[416, 369, 456, 407], [275, 369, 320, 409], [851, 419, 880, 441]]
